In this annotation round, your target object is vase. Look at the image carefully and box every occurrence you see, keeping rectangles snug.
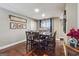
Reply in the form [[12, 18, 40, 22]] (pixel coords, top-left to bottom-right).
[[68, 38, 78, 48]]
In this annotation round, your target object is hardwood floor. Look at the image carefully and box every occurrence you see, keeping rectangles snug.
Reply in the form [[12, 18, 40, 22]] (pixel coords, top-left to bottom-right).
[[0, 40, 65, 56], [55, 40, 65, 56], [0, 42, 26, 56]]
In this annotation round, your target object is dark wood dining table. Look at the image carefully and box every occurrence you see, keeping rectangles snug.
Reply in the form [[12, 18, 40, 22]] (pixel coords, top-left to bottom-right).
[[25, 31, 56, 56]]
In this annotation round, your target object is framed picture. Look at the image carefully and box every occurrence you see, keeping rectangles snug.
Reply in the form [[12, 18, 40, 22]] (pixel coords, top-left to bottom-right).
[[23, 23, 27, 29], [9, 15, 27, 29], [10, 22, 17, 29], [9, 15, 27, 23]]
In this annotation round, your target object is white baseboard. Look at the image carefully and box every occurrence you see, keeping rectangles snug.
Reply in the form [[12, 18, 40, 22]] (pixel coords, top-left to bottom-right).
[[0, 39, 26, 50]]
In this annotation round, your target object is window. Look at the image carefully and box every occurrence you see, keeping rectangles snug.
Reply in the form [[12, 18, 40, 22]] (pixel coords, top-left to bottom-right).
[[40, 18, 54, 32], [41, 19, 50, 30]]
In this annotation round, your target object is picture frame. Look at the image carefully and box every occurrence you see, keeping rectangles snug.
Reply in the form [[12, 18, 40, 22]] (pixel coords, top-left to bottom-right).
[[9, 15, 27, 29], [10, 22, 17, 29]]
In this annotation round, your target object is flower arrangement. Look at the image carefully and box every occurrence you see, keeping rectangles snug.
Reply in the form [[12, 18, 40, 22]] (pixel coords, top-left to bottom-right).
[[67, 28, 79, 40]]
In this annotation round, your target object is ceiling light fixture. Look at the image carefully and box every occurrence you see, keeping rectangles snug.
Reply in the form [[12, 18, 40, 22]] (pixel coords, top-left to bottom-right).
[[34, 8, 39, 13], [42, 13, 45, 17]]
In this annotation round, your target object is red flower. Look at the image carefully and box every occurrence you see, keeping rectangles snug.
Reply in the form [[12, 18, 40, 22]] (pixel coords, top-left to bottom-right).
[[67, 28, 79, 40]]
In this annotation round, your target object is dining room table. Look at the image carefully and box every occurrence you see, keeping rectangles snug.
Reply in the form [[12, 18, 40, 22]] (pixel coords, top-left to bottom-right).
[[25, 31, 56, 56]]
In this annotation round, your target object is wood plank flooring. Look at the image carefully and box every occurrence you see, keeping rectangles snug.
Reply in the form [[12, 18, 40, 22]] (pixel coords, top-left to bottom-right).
[[0, 40, 64, 56]]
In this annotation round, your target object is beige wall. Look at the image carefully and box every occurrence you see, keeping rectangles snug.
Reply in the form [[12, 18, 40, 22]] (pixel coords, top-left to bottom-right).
[[53, 17, 64, 40], [30, 20, 37, 31], [77, 4, 79, 28], [66, 3, 77, 32]]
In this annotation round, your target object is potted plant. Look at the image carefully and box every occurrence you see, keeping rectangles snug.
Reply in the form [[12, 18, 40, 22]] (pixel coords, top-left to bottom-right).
[[67, 28, 79, 48]]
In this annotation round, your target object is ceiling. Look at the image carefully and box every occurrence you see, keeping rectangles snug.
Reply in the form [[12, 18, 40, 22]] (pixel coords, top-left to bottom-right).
[[0, 3, 65, 19]]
